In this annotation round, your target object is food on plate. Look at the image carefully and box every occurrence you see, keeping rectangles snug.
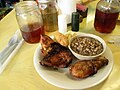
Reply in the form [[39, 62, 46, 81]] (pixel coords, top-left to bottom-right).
[[70, 36, 103, 56], [69, 56, 109, 78], [39, 32, 109, 79], [68, 33, 106, 60], [40, 34, 54, 56], [65, 31, 77, 41], [54, 32, 68, 47], [40, 35, 73, 68]]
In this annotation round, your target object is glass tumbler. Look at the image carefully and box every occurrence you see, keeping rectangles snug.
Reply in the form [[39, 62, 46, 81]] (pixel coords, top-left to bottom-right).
[[38, 0, 58, 32], [15, 1, 44, 44]]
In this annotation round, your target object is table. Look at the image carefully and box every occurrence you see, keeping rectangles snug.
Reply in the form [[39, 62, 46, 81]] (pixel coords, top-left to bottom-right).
[[0, 0, 120, 90]]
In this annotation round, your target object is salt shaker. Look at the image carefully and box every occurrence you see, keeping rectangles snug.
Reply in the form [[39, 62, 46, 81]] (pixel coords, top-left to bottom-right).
[[58, 14, 67, 34]]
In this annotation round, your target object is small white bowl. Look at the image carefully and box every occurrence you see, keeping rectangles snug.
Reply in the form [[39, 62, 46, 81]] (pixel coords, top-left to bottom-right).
[[68, 33, 106, 60]]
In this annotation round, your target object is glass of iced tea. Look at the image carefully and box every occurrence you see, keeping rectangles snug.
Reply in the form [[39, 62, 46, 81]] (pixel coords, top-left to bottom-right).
[[94, 0, 120, 33], [15, 1, 44, 44]]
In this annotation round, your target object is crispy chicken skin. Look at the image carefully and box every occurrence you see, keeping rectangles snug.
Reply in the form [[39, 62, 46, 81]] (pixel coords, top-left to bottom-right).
[[40, 35, 73, 68], [91, 56, 108, 71], [69, 56, 109, 78], [69, 60, 96, 78], [40, 35, 54, 48], [40, 35, 54, 56]]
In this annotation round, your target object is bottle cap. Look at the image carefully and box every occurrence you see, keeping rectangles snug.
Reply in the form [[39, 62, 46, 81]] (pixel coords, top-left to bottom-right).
[[71, 12, 80, 31]]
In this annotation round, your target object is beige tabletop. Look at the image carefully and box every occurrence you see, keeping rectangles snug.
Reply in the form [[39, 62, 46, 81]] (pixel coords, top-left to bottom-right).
[[0, 0, 120, 90]]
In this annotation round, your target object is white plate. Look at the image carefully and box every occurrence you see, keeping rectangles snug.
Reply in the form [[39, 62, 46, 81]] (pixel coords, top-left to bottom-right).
[[33, 44, 113, 89]]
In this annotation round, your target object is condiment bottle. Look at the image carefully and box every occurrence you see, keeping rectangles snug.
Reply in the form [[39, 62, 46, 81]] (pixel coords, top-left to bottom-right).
[[94, 0, 120, 33], [38, 0, 58, 32], [76, 2, 88, 18], [71, 12, 80, 31]]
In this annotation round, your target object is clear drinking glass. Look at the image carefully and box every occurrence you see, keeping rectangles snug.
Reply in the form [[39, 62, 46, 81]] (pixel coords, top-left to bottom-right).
[[38, 0, 58, 32], [15, 1, 45, 44]]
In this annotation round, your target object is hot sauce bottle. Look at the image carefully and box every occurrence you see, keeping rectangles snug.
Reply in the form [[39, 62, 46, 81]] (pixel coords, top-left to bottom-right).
[[71, 12, 80, 31]]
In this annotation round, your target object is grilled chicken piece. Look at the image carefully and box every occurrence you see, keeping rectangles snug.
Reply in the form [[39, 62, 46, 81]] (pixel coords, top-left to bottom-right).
[[40, 35, 73, 68], [40, 35, 54, 56], [91, 56, 108, 72], [69, 60, 96, 78], [69, 56, 109, 78]]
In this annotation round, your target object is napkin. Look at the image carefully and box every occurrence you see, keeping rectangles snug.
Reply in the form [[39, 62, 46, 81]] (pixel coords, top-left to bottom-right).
[[0, 30, 24, 74], [57, 0, 76, 24]]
